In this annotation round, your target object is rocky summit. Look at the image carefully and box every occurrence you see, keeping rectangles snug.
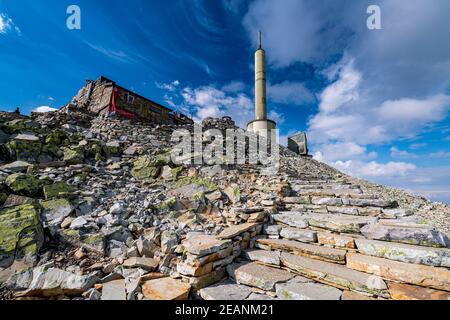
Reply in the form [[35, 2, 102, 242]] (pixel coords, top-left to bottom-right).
[[0, 108, 449, 301]]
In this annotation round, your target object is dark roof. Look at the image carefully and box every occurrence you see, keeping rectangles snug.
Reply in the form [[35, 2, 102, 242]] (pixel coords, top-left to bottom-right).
[[97, 76, 188, 116]]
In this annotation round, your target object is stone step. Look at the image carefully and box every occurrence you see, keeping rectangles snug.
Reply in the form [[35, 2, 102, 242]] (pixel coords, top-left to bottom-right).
[[228, 262, 294, 291], [296, 190, 363, 196], [346, 253, 450, 292], [218, 223, 262, 239], [257, 238, 347, 263], [272, 212, 309, 229], [355, 238, 450, 267], [361, 220, 450, 248], [273, 212, 376, 233], [280, 252, 390, 297], [388, 282, 450, 300], [280, 227, 318, 243], [306, 214, 377, 234], [199, 281, 253, 300], [317, 232, 356, 249], [276, 281, 342, 300], [243, 250, 281, 266]]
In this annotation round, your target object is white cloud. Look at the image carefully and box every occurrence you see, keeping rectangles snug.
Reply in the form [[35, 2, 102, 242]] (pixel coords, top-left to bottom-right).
[[429, 151, 450, 159], [390, 147, 416, 158], [221, 81, 246, 93], [268, 81, 315, 105], [181, 86, 254, 128], [84, 41, 137, 64], [33, 106, 58, 113], [333, 160, 416, 178], [155, 80, 180, 92], [0, 13, 21, 35], [318, 60, 361, 114]]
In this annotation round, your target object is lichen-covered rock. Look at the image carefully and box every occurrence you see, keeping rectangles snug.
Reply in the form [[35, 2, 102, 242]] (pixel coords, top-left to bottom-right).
[[0, 204, 43, 268], [103, 141, 122, 157], [43, 182, 75, 200], [63, 147, 84, 164], [5, 173, 42, 197], [4, 139, 42, 162], [131, 155, 160, 180]]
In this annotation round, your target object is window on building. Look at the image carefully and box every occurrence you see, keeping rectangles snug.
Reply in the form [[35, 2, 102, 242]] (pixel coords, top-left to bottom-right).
[[149, 105, 162, 115], [125, 93, 135, 104]]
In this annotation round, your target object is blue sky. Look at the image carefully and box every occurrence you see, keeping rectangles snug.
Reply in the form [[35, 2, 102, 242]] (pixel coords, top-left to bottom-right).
[[1, 0, 449, 203]]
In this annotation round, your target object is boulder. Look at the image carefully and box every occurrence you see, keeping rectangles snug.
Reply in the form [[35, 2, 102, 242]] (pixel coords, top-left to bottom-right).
[[142, 277, 191, 300], [41, 198, 74, 228], [43, 182, 74, 200], [15, 267, 99, 297], [0, 204, 43, 268], [63, 147, 84, 165], [360, 221, 450, 248], [0, 161, 31, 173], [5, 173, 42, 197]]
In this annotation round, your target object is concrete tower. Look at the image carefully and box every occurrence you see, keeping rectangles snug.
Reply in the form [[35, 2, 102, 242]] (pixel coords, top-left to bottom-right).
[[247, 32, 276, 137]]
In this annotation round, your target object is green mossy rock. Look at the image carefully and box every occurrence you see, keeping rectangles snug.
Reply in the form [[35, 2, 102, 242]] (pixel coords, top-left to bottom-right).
[[44, 130, 69, 146], [103, 141, 122, 157], [131, 155, 161, 180], [43, 182, 75, 200], [1, 119, 39, 135], [5, 173, 42, 197], [63, 147, 84, 164], [0, 204, 43, 268], [4, 139, 42, 162]]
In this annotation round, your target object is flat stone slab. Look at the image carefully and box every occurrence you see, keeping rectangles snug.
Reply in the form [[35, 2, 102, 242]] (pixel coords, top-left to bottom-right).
[[123, 257, 159, 271], [307, 214, 377, 234], [199, 281, 252, 300], [243, 250, 281, 266], [280, 252, 389, 297], [142, 277, 191, 300], [276, 281, 342, 300], [258, 238, 347, 263], [311, 197, 343, 206], [218, 223, 261, 239], [232, 262, 294, 291], [317, 232, 355, 249], [343, 198, 396, 208], [361, 222, 450, 248], [185, 246, 233, 267], [280, 228, 317, 243], [355, 238, 450, 267], [272, 212, 308, 229], [346, 253, 450, 291], [101, 279, 126, 300], [0, 161, 31, 173], [177, 261, 213, 277], [183, 235, 232, 256], [188, 268, 226, 291], [388, 282, 450, 300]]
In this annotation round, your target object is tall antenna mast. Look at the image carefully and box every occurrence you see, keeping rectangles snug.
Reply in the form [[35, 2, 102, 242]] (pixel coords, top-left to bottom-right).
[[258, 31, 262, 49]]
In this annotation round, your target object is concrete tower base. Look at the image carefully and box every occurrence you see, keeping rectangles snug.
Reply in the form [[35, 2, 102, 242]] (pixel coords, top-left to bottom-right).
[[247, 119, 277, 138]]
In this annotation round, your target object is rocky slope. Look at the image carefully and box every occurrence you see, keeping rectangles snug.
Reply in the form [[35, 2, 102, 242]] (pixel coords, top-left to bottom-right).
[[0, 108, 448, 300]]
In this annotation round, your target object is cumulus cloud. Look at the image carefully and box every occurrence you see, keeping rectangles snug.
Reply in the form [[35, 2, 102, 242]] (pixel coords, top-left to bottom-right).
[[268, 81, 315, 105], [181, 86, 254, 128], [0, 13, 21, 35], [33, 106, 58, 113], [333, 160, 416, 178]]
